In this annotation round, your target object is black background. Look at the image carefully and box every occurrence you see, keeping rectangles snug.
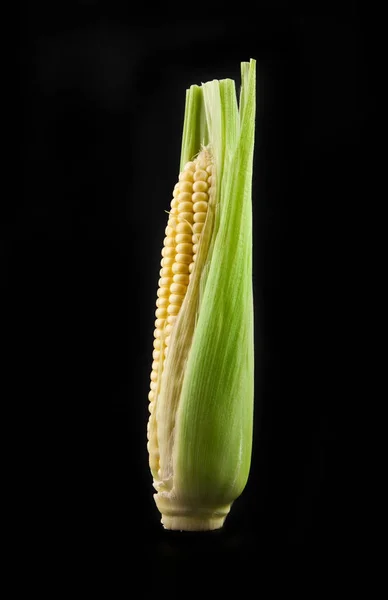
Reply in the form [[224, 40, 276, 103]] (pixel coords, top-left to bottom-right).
[[10, 1, 371, 576]]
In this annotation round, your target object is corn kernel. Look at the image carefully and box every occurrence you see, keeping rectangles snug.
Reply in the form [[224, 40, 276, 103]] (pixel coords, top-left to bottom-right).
[[179, 181, 192, 193], [193, 201, 208, 213], [192, 191, 208, 203], [193, 181, 208, 193], [193, 169, 208, 182]]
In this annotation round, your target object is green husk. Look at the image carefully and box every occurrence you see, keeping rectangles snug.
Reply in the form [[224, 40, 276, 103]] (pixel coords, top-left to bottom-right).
[[151, 59, 256, 531]]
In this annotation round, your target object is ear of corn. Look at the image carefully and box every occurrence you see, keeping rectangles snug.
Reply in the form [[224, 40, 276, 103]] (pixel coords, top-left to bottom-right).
[[147, 59, 256, 531]]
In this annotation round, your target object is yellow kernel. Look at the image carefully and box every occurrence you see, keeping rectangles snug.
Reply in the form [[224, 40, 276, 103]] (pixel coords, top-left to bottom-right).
[[158, 277, 171, 287], [152, 360, 159, 371], [176, 222, 192, 234], [175, 233, 192, 244], [157, 287, 169, 298], [193, 212, 206, 223], [179, 181, 193, 194], [192, 234, 200, 244], [153, 329, 162, 339], [148, 390, 154, 402], [175, 253, 192, 265], [160, 267, 172, 277], [157, 297, 169, 308], [177, 201, 193, 213], [150, 381, 157, 391], [196, 160, 207, 170], [161, 246, 175, 258], [192, 191, 208, 203], [170, 198, 178, 209], [165, 226, 174, 236], [178, 192, 193, 204], [153, 338, 161, 349], [178, 212, 194, 223], [162, 257, 174, 267], [192, 253, 197, 262], [165, 335, 171, 346], [193, 201, 208, 213], [155, 307, 167, 319], [189, 262, 194, 273], [152, 349, 160, 360], [168, 217, 177, 228], [169, 293, 184, 305], [167, 315, 177, 324], [193, 222, 204, 234], [165, 324, 174, 335], [193, 180, 208, 193], [167, 304, 180, 315], [207, 175, 213, 187], [150, 440, 159, 453], [206, 164, 213, 174], [179, 170, 194, 182], [184, 161, 196, 171], [192, 244, 198, 254], [172, 262, 190, 274], [173, 273, 190, 285], [163, 236, 175, 247], [176, 243, 193, 254], [154, 318, 165, 329], [193, 169, 208, 181], [170, 282, 186, 295]]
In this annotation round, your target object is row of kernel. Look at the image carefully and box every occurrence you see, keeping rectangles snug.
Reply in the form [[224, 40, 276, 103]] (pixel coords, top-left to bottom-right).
[[148, 203, 174, 470], [164, 161, 196, 355], [189, 160, 212, 272], [148, 191, 179, 403]]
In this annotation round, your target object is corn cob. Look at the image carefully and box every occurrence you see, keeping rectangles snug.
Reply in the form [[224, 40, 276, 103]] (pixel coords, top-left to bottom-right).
[[147, 59, 256, 531]]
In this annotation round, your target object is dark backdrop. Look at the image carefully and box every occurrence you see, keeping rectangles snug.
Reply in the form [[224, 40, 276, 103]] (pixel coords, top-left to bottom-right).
[[10, 2, 370, 575]]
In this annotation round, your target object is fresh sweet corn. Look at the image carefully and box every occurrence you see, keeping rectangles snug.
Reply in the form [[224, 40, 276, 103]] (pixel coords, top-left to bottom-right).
[[147, 59, 256, 531]]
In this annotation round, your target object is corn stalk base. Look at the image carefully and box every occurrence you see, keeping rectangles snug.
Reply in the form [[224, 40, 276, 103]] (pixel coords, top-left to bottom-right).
[[161, 514, 227, 531], [155, 494, 232, 531]]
